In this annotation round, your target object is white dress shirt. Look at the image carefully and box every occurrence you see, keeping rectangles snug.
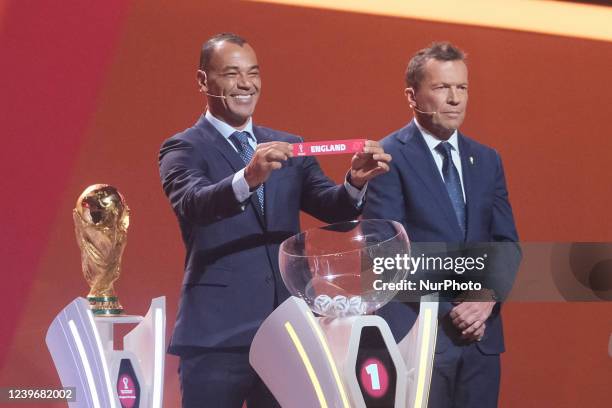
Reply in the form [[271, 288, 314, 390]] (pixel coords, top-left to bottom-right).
[[414, 119, 466, 202]]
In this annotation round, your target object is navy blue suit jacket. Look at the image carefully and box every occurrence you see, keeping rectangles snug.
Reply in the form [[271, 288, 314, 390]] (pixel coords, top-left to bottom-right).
[[159, 116, 360, 352], [363, 121, 520, 354]]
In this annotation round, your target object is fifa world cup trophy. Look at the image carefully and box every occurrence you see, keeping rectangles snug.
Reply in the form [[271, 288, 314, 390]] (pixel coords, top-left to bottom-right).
[[73, 184, 130, 315]]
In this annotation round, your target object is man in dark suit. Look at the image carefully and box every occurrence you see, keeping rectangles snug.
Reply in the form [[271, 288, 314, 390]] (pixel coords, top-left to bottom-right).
[[159, 33, 391, 408], [363, 42, 520, 407]]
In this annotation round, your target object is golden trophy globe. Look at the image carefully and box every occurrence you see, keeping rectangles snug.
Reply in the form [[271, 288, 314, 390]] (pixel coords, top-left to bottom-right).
[[73, 184, 130, 315]]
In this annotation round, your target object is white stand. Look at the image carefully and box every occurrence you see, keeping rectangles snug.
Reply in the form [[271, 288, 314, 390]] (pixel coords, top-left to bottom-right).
[[250, 296, 438, 408], [398, 294, 438, 408], [46, 297, 166, 408]]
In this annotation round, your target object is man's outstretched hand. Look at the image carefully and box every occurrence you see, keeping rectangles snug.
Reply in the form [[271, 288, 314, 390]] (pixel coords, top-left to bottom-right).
[[245, 141, 293, 188], [349, 140, 392, 188]]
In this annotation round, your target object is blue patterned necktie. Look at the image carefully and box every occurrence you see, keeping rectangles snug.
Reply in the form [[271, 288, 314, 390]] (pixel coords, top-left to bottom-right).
[[230, 131, 264, 213], [435, 141, 466, 234]]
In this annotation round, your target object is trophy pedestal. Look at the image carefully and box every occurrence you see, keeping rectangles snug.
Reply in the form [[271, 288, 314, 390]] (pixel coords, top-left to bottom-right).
[[250, 295, 438, 408], [95, 315, 143, 351], [46, 297, 166, 408], [87, 295, 124, 316]]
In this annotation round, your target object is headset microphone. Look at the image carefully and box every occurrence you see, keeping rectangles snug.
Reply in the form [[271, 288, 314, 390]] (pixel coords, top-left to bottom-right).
[[406, 87, 437, 115], [411, 105, 437, 115], [206, 93, 226, 99], [198, 70, 227, 99]]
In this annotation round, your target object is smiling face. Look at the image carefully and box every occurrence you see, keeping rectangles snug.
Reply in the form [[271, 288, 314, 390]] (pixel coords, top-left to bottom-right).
[[406, 58, 468, 140], [198, 41, 261, 129]]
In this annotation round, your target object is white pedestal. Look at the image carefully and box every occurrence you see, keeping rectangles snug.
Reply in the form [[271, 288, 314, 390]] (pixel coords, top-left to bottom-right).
[[250, 296, 438, 408], [46, 297, 166, 408]]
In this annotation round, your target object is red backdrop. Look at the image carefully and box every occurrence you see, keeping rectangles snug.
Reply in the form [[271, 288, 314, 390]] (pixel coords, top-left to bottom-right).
[[1, 1, 611, 406]]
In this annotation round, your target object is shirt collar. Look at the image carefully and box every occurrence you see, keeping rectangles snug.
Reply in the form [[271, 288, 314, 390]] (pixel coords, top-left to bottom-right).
[[205, 110, 255, 141], [414, 118, 459, 154]]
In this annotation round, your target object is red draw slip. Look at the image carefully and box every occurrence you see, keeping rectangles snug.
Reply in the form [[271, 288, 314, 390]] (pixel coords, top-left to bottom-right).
[[292, 139, 366, 157]]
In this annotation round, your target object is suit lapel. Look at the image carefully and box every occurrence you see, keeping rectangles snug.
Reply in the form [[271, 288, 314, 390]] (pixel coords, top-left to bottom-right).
[[196, 116, 266, 228], [196, 116, 246, 172], [459, 134, 476, 242], [397, 122, 464, 240]]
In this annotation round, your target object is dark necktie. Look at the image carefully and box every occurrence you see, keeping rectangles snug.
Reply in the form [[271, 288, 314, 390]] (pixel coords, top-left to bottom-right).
[[435, 141, 466, 234], [230, 131, 264, 212]]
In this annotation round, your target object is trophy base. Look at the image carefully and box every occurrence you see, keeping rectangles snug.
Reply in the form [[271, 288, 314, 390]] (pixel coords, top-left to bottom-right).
[[88, 296, 124, 315]]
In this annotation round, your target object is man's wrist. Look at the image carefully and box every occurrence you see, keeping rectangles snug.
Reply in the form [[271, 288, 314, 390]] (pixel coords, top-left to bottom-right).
[[457, 289, 498, 302], [232, 169, 253, 203], [480, 288, 498, 302], [244, 165, 261, 190], [347, 171, 365, 189]]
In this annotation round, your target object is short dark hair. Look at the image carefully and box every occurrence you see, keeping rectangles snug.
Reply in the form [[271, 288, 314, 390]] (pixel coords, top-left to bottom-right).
[[405, 42, 466, 89], [199, 33, 248, 71]]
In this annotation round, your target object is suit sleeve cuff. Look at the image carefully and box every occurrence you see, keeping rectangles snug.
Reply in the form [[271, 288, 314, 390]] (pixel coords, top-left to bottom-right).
[[232, 168, 253, 203], [344, 173, 367, 208]]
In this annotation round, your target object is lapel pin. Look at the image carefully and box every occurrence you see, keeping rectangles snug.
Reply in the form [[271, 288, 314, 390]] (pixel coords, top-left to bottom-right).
[[469, 156, 474, 165]]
